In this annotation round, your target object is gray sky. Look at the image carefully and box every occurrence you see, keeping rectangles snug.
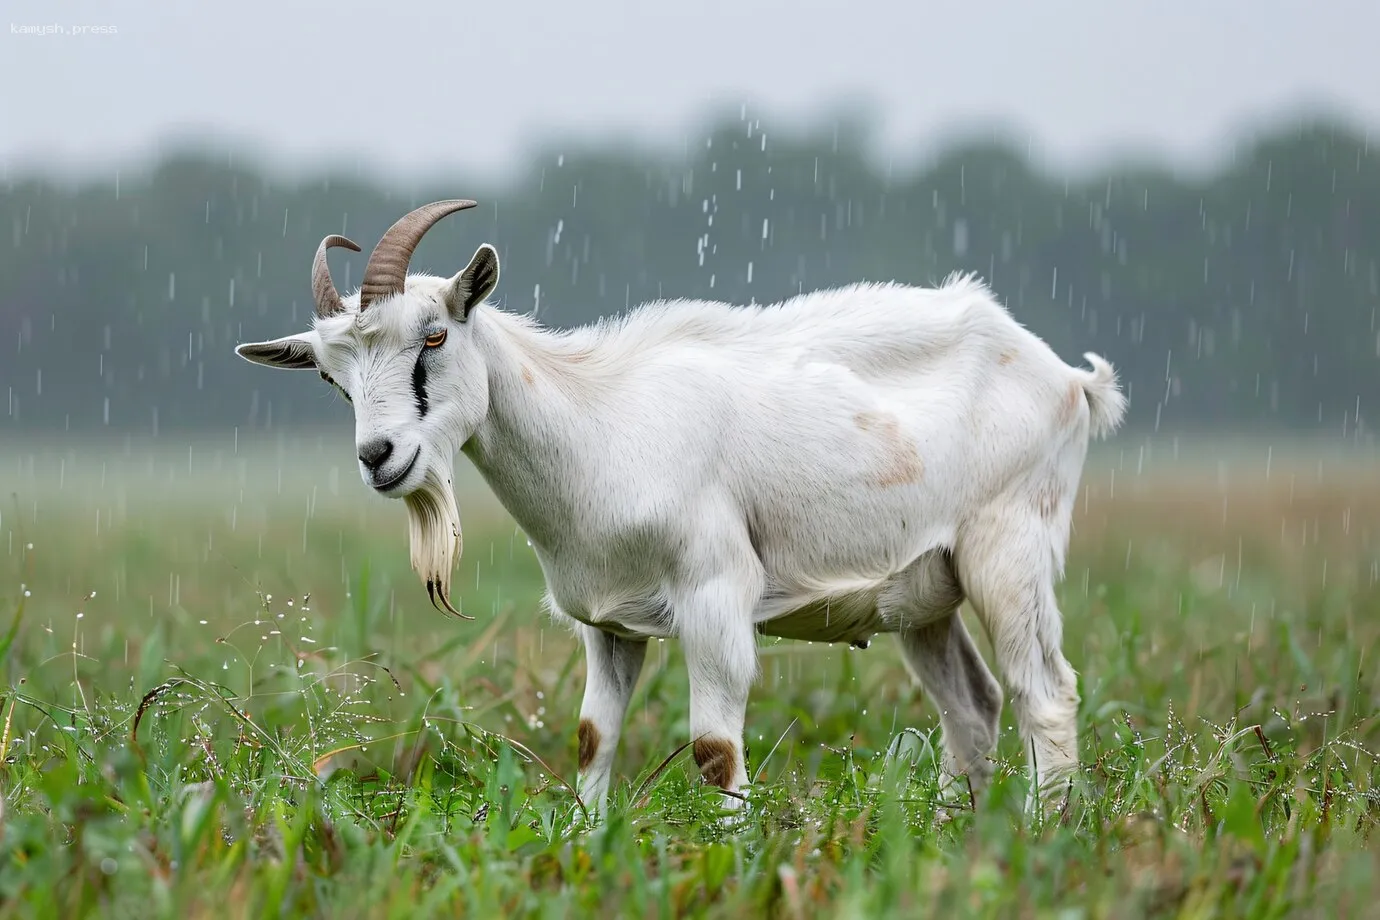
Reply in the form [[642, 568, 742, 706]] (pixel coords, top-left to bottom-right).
[[4, 0, 1377, 181]]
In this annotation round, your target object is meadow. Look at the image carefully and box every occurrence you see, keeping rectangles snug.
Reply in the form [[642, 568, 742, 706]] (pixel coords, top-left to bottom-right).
[[1, 432, 1378, 918]]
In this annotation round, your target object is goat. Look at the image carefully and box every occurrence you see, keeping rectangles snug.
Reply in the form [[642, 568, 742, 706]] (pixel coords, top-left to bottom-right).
[[235, 200, 1128, 815]]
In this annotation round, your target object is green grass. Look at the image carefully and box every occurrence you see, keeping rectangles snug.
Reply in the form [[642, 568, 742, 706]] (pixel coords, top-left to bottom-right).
[[1, 434, 1379, 918]]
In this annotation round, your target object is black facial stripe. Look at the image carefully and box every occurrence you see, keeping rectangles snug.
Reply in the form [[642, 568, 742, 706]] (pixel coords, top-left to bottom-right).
[[319, 371, 352, 404], [412, 353, 429, 418]]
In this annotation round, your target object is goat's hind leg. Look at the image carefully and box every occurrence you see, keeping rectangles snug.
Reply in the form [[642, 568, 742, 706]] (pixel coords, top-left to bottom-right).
[[884, 551, 1003, 804], [956, 504, 1081, 812], [894, 614, 1003, 803]]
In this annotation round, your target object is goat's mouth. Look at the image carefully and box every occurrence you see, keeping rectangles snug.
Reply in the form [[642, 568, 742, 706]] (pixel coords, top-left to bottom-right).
[[371, 447, 422, 495]]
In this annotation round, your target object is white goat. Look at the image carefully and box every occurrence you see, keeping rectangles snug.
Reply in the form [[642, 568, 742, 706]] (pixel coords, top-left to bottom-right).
[[235, 200, 1127, 814]]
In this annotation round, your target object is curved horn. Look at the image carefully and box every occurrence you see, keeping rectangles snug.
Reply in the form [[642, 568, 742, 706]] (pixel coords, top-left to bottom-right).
[[312, 234, 363, 318], [358, 199, 478, 310]]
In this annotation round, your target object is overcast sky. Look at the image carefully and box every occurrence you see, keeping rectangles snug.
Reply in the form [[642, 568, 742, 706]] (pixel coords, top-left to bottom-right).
[[4, 0, 1378, 182]]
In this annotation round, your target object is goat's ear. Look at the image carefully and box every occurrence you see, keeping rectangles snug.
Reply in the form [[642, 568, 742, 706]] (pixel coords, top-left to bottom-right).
[[444, 244, 500, 321], [234, 332, 319, 370]]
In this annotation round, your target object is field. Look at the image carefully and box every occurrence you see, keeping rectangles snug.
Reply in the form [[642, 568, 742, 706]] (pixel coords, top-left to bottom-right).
[[2, 432, 1379, 918]]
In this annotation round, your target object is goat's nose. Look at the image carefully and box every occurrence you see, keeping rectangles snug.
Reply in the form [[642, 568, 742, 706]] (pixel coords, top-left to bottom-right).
[[357, 437, 395, 471]]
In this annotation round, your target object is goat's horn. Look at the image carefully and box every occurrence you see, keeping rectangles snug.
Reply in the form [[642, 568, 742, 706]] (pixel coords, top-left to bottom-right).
[[358, 199, 478, 310], [312, 234, 363, 318]]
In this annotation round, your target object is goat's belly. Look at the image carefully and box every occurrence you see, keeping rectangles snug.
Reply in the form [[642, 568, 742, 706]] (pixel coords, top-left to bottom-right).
[[754, 590, 886, 645]]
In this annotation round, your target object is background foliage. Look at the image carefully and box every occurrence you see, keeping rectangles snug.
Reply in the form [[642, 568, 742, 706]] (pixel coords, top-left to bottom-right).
[[2, 110, 1376, 438]]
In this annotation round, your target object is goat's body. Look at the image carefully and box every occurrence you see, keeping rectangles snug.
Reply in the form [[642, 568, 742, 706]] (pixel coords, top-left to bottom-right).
[[465, 275, 1114, 646], [451, 272, 1125, 813]]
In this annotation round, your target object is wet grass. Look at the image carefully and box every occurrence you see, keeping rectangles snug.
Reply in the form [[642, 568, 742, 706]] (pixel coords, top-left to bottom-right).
[[1, 435, 1379, 918]]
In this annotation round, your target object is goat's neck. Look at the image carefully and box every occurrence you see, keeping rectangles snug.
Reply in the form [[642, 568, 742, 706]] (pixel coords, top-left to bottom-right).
[[459, 310, 595, 550]]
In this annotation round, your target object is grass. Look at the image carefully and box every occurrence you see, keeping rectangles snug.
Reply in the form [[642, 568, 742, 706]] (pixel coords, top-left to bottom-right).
[[1, 433, 1379, 918]]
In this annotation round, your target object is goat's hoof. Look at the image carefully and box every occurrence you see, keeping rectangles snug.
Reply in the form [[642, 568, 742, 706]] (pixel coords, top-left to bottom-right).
[[707, 783, 755, 830]]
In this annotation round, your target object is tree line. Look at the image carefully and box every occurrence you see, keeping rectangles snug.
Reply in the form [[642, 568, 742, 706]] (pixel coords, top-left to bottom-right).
[[1, 110, 1376, 440]]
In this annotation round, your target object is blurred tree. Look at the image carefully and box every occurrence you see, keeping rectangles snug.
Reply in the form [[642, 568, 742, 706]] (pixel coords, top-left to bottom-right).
[[0, 112, 1375, 440]]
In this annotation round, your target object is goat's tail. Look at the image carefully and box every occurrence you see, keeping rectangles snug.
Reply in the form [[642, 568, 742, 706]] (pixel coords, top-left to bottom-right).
[[1076, 352, 1128, 440]]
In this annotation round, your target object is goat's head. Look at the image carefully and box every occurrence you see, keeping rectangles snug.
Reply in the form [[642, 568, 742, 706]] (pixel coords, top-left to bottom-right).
[[234, 200, 501, 617]]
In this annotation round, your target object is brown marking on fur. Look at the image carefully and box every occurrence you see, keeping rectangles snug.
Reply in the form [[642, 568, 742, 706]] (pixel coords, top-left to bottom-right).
[[853, 411, 879, 431], [693, 737, 738, 789], [854, 411, 924, 487], [521, 365, 535, 386], [998, 349, 1017, 365], [1061, 381, 1083, 427], [577, 719, 600, 772]]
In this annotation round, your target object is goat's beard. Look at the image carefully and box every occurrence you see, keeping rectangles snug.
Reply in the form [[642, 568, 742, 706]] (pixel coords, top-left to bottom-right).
[[402, 469, 470, 619]]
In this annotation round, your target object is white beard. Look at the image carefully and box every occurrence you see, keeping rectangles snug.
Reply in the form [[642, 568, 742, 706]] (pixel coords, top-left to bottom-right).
[[403, 469, 469, 618]]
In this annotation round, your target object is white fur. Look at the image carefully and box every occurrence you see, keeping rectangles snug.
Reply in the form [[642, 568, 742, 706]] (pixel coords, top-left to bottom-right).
[[236, 251, 1128, 816]]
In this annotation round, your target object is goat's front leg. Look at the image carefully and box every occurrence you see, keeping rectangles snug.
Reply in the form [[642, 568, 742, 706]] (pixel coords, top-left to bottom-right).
[[575, 624, 648, 815], [675, 577, 761, 807]]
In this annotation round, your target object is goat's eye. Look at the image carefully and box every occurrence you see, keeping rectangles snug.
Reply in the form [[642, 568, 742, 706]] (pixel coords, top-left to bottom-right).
[[424, 330, 447, 349]]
